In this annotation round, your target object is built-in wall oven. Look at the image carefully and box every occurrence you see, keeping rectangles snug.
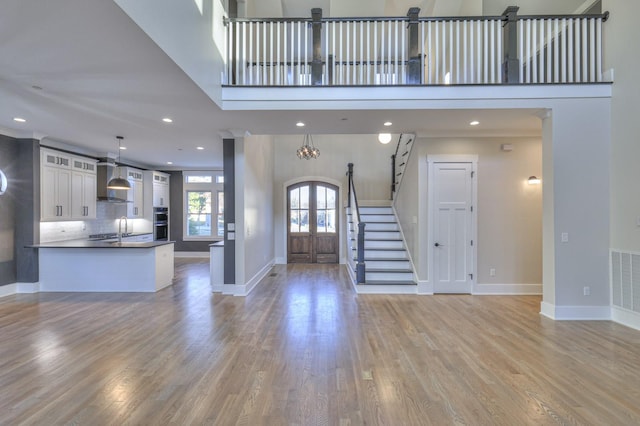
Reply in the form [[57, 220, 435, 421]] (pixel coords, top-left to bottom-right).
[[153, 207, 169, 241]]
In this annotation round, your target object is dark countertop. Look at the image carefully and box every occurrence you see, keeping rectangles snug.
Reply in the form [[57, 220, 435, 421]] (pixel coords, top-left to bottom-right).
[[30, 240, 175, 249], [88, 232, 152, 241], [209, 241, 224, 247]]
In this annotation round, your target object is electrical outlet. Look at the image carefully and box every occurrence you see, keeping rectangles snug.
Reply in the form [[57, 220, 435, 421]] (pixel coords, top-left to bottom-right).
[[561, 232, 569, 243], [583, 286, 590, 296], [489, 268, 496, 277]]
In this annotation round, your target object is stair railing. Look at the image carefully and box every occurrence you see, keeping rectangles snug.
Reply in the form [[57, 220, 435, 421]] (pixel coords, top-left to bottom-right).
[[347, 163, 366, 283], [391, 134, 415, 200]]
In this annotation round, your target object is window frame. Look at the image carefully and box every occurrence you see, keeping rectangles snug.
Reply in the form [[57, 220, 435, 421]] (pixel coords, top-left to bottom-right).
[[183, 171, 224, 241]]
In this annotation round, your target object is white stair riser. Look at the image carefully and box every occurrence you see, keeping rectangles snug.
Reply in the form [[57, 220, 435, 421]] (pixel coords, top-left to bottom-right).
[[365, 231, 401, 240], [360, 250, 408, 260], [366, 271, 414, 281], [366, 260, 411, 269], [359, 207, 393, 215], [365, 223, 399, 231], [361, 214, 396, 223], [365, 240, 404, 250]]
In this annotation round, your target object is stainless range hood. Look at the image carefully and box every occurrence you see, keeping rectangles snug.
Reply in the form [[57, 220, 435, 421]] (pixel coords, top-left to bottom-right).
[[97, 158, 129, 203]]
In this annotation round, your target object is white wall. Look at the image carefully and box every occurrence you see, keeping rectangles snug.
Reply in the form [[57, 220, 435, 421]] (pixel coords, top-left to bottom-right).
[[114, 0, 226, 105], [604, 0, 640, 253], [237, 135, 275, 285], [272, 134, 397, 263], [394, 141, 422, 276], [395, 137, 543, 288], [482, 0, 588, 14]]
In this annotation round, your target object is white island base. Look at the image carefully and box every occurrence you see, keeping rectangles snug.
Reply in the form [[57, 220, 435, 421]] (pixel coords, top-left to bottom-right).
[[39, 243, 175, 292]]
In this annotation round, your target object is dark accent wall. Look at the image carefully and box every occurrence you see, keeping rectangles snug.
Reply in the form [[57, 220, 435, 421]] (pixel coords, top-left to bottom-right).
[[0, 136, 38, 285], [0, 135, 18, 285], [223, 138, 235, 285], [16, 139, 40, 282], [167, 171, 213, 252]]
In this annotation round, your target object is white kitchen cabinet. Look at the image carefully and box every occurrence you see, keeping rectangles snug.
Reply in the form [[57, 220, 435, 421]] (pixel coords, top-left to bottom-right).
[[71, 156, 97, 219], [119, 167, 144, 218], [41, 148, 97, 222], [41, 149, 72, 221], [152, 172, 170, 207]]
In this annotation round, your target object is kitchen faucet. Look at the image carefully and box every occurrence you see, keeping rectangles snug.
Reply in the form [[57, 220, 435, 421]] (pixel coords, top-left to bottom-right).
[[118, 216, 128, 243]]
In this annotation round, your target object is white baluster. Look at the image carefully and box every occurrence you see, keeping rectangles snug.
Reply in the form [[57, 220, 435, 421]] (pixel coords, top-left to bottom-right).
[[463, 20, 468, 84], [554, 19, 559, 83], [582, 18, 588, 82], [596, 18, 602, 82]]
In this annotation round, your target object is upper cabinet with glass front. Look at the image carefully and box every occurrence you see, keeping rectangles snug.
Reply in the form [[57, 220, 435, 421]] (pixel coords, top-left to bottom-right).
[[41, 147, 97, 221]]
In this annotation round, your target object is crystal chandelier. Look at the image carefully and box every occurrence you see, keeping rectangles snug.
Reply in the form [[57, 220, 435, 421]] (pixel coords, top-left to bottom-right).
[[296, 134, 320, 160]]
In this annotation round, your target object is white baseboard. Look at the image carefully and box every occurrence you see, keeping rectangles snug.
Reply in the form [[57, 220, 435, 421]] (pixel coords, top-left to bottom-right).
[[17, 282, 40, 293], [0, 284, 17, 298], [175, 251, 209, 258], [0, 282, 40, 298], [210, 284, 224, 293], [232, 259, 275, 296], [417, 280, 433, 295], [611, 306, 640, 331], [473, 283, 542, 295], [275, 257, 286, 265], [540, 301, 611, 320]]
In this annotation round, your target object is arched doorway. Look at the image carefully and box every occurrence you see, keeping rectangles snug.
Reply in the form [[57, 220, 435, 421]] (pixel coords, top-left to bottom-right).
[[287, 181, 339, 263]]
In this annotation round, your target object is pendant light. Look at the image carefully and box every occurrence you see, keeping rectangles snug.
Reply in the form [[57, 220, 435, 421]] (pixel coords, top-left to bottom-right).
[[107, 136, 131, 190]]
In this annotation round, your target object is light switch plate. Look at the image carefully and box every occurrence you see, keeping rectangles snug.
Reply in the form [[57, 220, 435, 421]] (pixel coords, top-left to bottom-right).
[[227, 232, 235, 240], [561, 232, 569, 243]]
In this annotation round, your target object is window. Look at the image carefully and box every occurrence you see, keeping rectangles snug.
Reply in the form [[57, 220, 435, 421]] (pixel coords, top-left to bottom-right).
[[217, 191, 224, 237], [186, 191, 212, 237], [186, 175, 213, 183], [183, 171, 224, 240]]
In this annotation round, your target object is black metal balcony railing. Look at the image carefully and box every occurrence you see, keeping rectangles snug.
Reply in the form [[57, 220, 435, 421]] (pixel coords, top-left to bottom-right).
[[223, 7, 609, 87]]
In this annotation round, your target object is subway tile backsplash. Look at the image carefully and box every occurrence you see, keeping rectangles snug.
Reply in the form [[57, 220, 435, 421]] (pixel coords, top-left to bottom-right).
[[40, 203, 152, 243]]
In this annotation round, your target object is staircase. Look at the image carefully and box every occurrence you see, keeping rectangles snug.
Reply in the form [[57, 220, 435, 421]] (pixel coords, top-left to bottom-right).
[[349, 206, 416, 290]]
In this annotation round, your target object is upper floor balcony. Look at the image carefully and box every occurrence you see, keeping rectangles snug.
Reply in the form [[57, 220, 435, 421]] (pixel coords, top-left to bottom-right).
[[223, 6, 609, 90]]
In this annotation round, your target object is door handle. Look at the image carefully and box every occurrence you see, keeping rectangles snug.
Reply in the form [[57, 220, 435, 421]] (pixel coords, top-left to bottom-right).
[[434, 242, 440, 247]]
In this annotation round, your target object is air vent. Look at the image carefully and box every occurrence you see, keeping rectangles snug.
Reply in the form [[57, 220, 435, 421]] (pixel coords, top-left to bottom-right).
[[611, 250, 640, 312]]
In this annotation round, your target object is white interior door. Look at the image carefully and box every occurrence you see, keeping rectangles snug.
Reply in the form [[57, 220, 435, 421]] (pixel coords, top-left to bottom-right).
[[433, 162, 474, 293]]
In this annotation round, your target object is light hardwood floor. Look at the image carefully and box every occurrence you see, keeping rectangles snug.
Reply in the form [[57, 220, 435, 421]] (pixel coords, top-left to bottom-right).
[[1, 260, 640, 425]]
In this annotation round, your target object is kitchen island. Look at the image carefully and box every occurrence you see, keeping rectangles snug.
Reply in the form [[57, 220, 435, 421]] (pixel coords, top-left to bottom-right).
[[33, 240, 175, 292]]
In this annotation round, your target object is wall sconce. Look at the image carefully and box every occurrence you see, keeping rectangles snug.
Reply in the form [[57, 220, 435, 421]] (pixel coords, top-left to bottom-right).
[[528, 176, 541, 185], [0, 169, 7, 195]]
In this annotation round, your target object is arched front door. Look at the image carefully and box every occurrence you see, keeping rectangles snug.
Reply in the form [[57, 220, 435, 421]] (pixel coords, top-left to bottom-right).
[[287, 181, 339, 264]]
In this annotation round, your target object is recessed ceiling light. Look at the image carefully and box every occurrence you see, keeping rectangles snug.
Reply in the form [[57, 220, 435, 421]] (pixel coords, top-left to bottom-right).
[[119, 146, 127, 150], [13, 117, 26, 123], [162, 118, 173, 123], [166, 161, 173, 165], [197, 146, 204, 150], [470, 120, 480, 126], [296, 121, 305, 127], [384, 121, 393, 126]]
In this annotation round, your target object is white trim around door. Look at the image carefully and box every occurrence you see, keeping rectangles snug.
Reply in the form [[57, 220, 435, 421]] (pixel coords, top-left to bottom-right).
[[427, 155, 478, 294]]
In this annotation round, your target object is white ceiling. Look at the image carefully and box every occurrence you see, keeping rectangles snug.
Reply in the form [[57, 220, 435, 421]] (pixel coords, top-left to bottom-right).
[[0, 0, 541, 170]]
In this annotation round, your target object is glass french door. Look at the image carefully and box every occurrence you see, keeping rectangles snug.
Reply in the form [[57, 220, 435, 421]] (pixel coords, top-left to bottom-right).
[[287, 182, 339, 264]]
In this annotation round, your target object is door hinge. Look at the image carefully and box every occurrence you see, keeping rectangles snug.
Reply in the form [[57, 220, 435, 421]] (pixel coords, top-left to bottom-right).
[[470, 240, 473, 246], [471, 171, 475, 178], [470, 206, 473, 212]]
